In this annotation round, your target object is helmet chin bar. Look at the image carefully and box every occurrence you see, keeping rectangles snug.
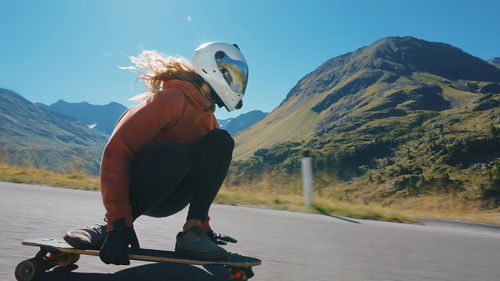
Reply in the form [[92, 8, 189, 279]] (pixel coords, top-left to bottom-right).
[[210, 88, 225, 108], [210, 88, 242, 111], [235, 100, 243, 110]]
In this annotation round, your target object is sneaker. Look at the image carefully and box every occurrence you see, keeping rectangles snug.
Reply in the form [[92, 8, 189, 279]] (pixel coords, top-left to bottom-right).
[[63, 224, 107, 250], [175, 225, 228, 260]]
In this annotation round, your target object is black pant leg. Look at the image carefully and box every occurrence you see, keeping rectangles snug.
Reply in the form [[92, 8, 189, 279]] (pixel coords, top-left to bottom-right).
[[133, 129, 234, 221], [185, 129, 234, 221], [129, 142, 192, 220]]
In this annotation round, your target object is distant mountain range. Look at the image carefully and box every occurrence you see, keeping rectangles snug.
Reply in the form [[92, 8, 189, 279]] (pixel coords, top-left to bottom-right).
[[230, 36, 500, 203], [218, 110, 268, 135], [37, 100, 128, 135], [37, 100, 266, 137], [0, 90, 267, 174], [489, 57, 500, 68], [0, 88, 107, 174]]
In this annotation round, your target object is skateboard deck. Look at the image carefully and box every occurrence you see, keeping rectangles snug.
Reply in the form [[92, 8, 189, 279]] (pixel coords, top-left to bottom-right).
[[16, 238, 261, 281]]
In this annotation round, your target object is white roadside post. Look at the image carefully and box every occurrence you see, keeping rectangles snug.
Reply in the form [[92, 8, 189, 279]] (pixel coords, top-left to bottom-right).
[[301, 151, 313, 207]]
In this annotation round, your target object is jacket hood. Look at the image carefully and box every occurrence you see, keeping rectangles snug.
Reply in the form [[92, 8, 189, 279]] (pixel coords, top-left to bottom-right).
[[162, 80, 215, 113]]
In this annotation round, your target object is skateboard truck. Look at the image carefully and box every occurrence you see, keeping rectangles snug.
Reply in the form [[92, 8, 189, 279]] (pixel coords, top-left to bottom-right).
[[15, 246, 80, 281]]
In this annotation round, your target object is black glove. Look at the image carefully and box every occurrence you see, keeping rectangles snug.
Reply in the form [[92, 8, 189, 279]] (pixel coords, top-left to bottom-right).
[[207, 230, 238, 245], [99, 218, 140, 265]]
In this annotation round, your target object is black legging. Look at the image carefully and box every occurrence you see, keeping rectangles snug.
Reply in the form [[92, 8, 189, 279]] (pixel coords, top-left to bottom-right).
[[128, 129, 234, 222]]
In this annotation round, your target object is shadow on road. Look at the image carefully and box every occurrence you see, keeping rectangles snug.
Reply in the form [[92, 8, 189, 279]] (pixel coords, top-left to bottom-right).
[[313, 205, 361, 224], [41, 263, 230, 281]]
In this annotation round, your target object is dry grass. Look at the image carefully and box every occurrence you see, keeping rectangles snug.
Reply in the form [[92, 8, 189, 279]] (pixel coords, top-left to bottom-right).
[[0, 163, 99, 190], [1, 163, 499, 225], [387, 195, 500, 225], [216, 188, 419, 223]]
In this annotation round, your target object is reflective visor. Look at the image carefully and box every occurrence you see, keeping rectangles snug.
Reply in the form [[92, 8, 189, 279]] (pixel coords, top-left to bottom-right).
[[214, 51, 248, 94]]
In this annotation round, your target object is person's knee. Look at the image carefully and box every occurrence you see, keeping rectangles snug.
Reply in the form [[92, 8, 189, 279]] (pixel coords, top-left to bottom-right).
[[208, 129, 234, 151]]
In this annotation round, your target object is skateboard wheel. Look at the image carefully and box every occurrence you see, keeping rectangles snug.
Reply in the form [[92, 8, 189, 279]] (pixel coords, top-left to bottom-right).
[[57, 253, 80, 267], [228, 267, 254, 280], [15, 258, 44, 281], [229, 271, 245, 280]]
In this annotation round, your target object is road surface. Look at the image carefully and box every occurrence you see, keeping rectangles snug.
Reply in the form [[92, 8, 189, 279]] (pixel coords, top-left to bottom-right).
[[2, 181, 500, 281]]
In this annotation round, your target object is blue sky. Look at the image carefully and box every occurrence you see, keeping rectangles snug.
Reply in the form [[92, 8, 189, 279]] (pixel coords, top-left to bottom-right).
[[1, 0, 499, 120]]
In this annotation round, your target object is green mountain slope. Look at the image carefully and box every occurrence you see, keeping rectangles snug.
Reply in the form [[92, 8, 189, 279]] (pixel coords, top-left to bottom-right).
[[0, 88, 107, 174], [230, 37, 500, 205]]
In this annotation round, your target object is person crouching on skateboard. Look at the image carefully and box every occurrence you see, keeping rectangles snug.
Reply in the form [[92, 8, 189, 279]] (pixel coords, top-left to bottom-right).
[[63, 42, 248, 265]]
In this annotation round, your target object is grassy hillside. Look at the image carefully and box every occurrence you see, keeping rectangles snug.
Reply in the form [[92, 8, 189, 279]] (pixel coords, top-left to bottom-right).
[[229, 37, 500, 213], [0, 88, 107, 174]]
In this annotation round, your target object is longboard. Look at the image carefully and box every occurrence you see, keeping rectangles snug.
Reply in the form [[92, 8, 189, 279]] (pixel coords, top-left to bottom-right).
[[16, 238, 261, 281]]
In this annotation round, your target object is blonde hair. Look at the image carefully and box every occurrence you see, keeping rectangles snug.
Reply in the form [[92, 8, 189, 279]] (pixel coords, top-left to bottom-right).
[[121, 50, 210, 101]]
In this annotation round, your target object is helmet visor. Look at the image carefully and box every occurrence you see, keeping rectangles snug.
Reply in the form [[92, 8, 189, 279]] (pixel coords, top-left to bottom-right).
[[214, 51, 248, 95]]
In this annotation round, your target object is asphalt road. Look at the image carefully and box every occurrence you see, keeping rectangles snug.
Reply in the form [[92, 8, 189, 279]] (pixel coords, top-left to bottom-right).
[[2, 181, 500, 281]]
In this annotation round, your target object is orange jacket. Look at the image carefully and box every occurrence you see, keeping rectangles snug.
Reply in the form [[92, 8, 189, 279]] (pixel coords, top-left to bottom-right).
[[100, 80, 219, 231]]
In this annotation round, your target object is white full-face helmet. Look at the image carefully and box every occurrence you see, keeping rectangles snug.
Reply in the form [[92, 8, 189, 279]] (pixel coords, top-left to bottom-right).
[[192, 42, 248, 111]]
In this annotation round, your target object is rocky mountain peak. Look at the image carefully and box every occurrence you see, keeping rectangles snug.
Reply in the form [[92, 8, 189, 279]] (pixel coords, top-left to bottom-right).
[[284, 37, 500, 102]]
